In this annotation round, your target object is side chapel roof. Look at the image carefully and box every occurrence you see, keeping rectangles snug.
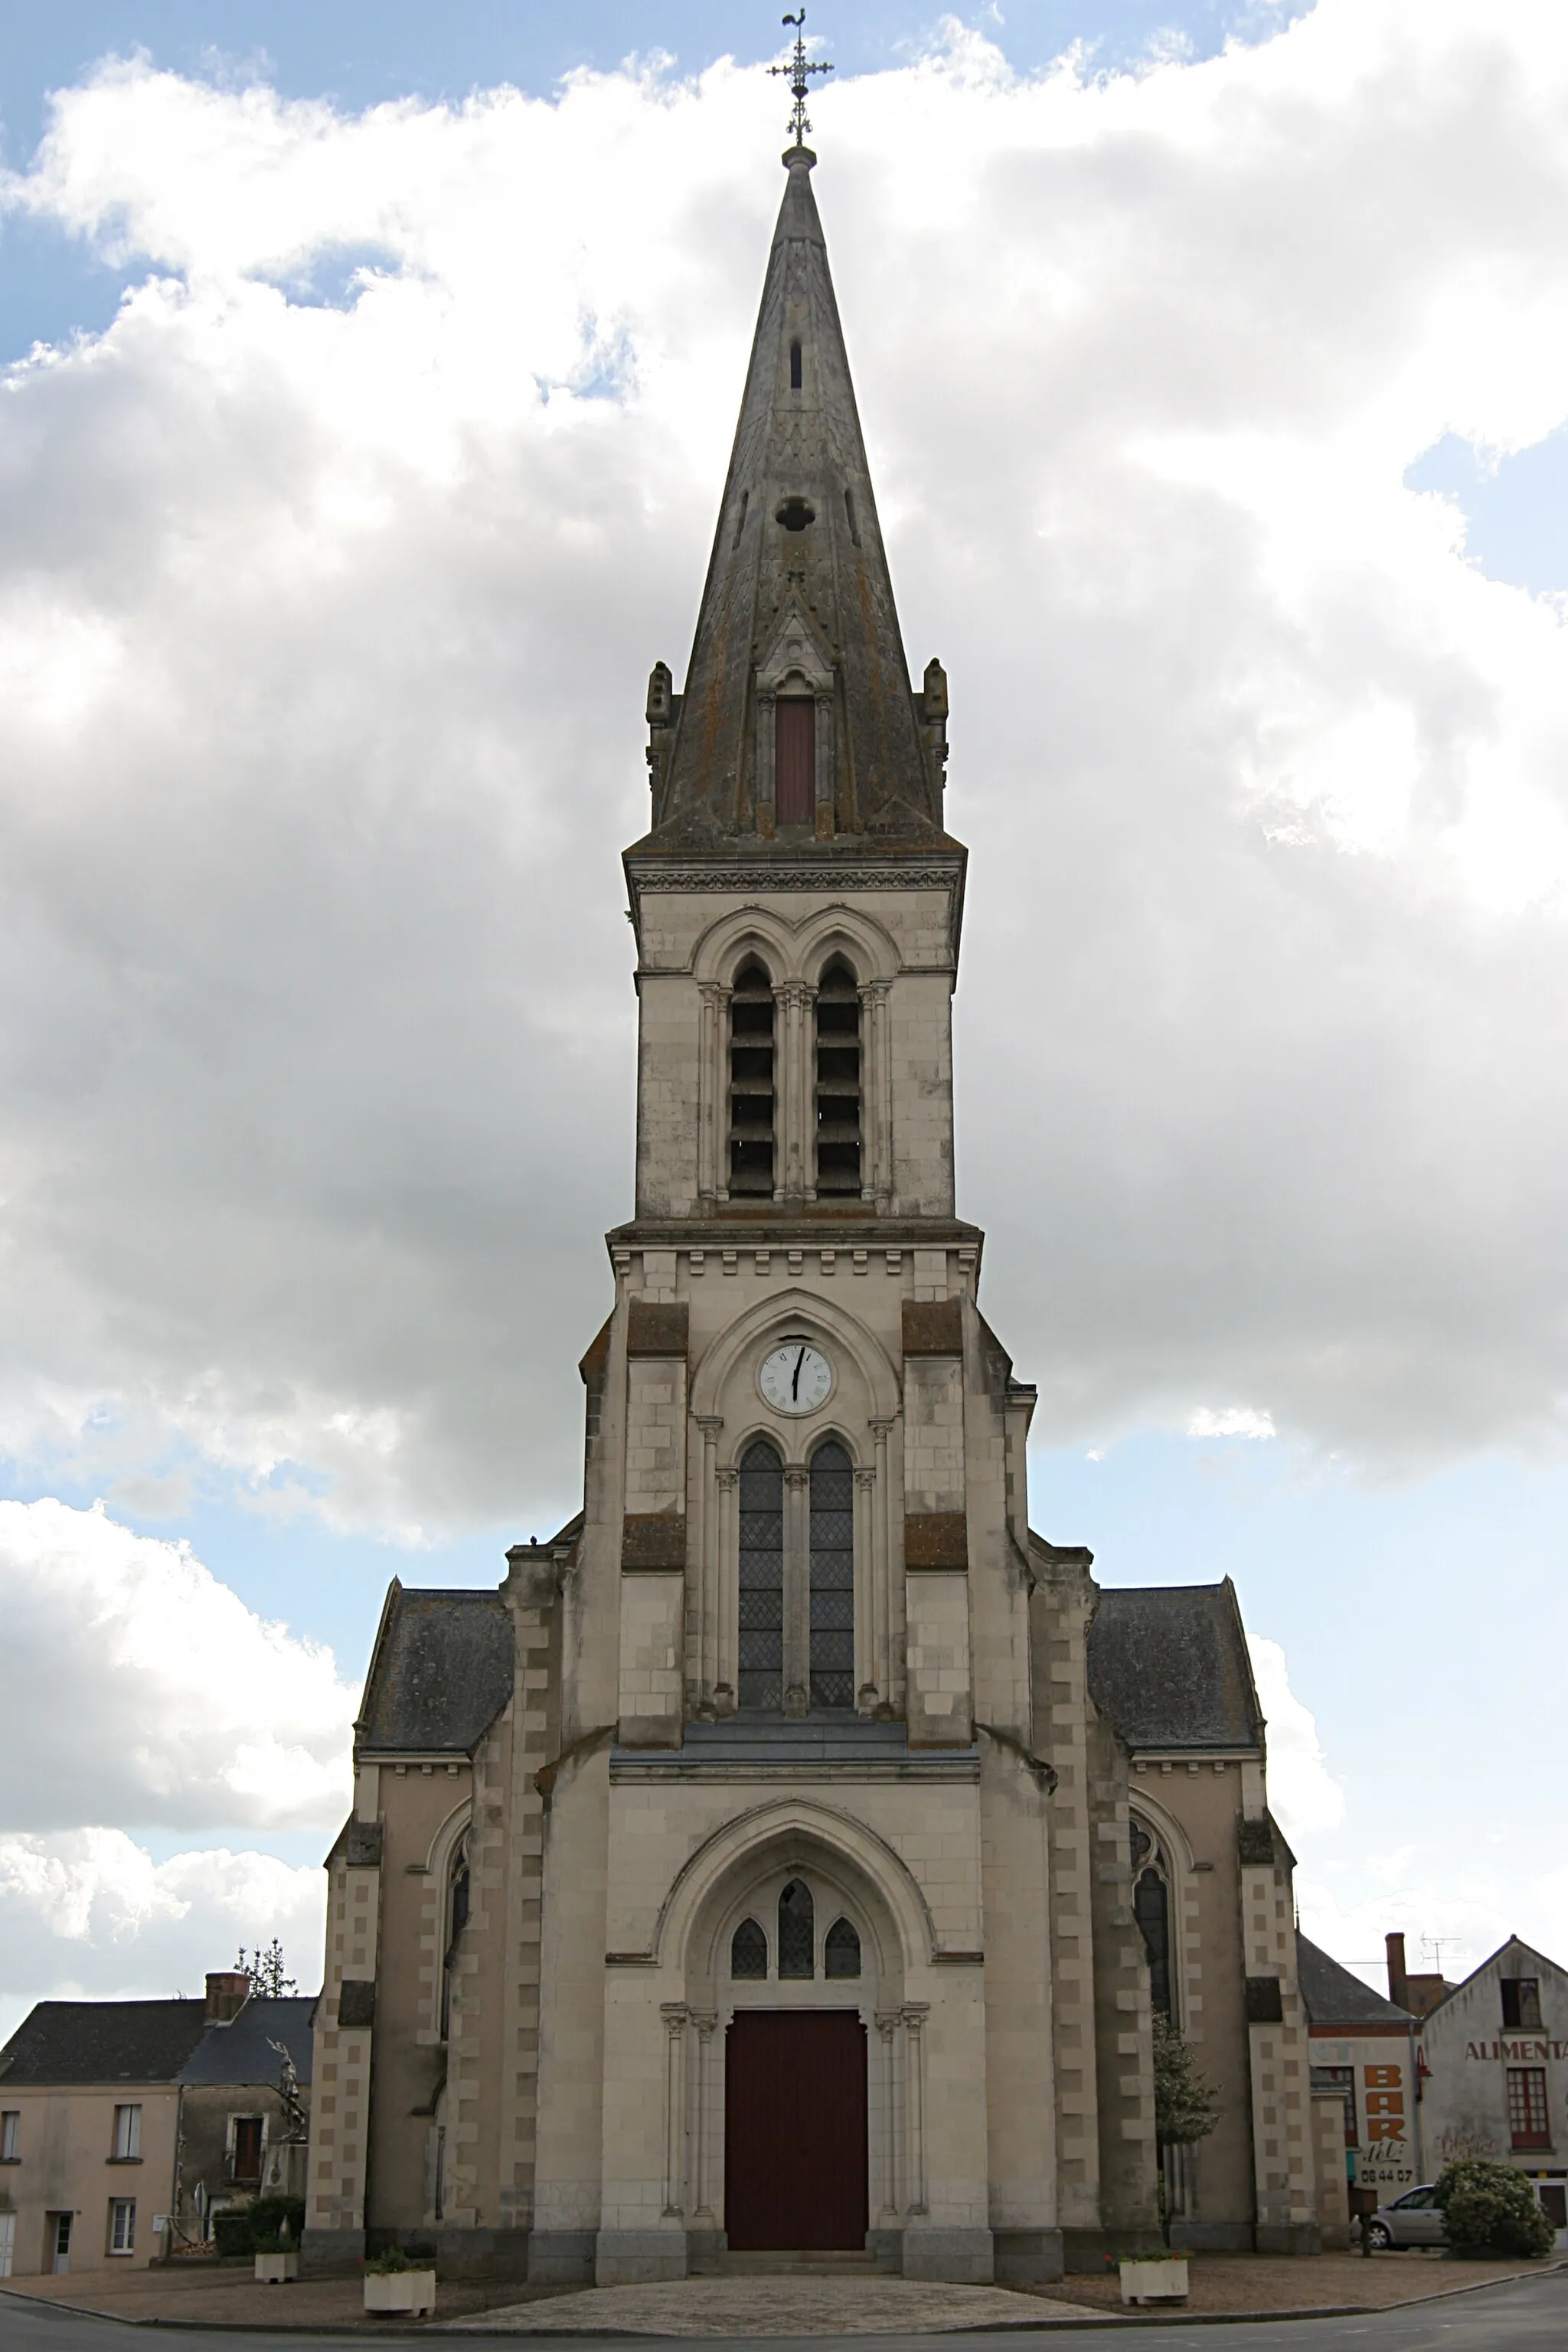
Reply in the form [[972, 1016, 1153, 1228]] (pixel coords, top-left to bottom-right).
[[1086, 1579, 1263, 1753], [631, 145, 952, 851], [355, 1582, 514, 1756]]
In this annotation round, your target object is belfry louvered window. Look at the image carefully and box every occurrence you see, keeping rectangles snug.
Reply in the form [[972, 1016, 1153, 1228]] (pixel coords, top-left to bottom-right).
[[814, 959, 861, 1195], [808, 1439, 855, 1710], [737, 1441, 785, 1711], [728, 959, 776, 1195]]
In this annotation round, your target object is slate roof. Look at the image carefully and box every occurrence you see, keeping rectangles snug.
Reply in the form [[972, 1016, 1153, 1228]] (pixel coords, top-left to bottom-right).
[[355, 1582, 514, 1756], [1297, 1932, 1413, 2027], [176, 1996, 318, 2087], [1086, 1579, 1263, 1753], [0, 1999, 207, 2086]]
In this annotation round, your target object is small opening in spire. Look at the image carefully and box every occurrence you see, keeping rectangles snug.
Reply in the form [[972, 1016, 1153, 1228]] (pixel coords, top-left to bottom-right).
[[776, 496, 815, 533], [731, 488, 749, 550], [789, 338, 802, 390], [844, 487, 861, 547]]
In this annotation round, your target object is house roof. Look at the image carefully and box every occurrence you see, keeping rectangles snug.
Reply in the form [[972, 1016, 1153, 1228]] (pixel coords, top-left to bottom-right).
[[1297, 1932, 1414, 2027], [0, 1999, 207, 2086], [176, 1996, 318, 2087], [1419, 1933, 1563, 2021], [1086, 1579, 1263, 1753], [355, 1582, 514, 1756]]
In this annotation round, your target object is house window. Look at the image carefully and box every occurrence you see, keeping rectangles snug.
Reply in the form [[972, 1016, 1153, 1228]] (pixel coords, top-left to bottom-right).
[[0, 2111, 17, 2161], [112, 2104, 141, 2161], [441, 1831, 471, 2041], [1311, 2063, 1357, 2148], [737, 1442, 785, 1712], [813, 961, 861, 1196], [1502, 1978, 1544, 2030], [731, 1919, 768, 1980], [231, 2116, 264, 2184], [808, 1440, 855, 1709], [728, 960, 776, 1196], [108, 2200, 136, 2256], [778, 1879, 815, 1978], [775, 697, 815, 826], [1508, 2066, 1550, 2150], [825, 1919, 861, 1978]]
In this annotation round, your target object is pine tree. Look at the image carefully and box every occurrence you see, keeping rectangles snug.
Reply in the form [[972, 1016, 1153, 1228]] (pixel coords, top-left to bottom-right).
[[236, 1938, 298, 1999]]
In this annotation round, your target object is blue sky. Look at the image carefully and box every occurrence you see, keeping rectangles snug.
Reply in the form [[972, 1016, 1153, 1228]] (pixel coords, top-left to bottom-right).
[[2, 0, 1568, 2022]]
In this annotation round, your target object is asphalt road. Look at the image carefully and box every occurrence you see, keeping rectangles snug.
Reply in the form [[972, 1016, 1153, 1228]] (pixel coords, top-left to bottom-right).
[[2, 2272, 1566, 2352]]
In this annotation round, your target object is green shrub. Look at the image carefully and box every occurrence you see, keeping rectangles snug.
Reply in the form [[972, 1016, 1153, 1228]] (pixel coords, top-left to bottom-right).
[[364, 2246, 411, 2274], [247, 2197, 304, 2245], [1433, 2160, 1554, 2259], [211, 2211, 254, 2257]]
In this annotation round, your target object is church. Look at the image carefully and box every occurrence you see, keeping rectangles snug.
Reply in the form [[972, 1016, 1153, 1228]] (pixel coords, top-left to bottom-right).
[[302, 129, 1333, 2288]]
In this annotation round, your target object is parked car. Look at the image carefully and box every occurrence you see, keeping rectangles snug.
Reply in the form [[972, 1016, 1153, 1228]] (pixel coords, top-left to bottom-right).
[[1364, 2184, 1448, 2249]]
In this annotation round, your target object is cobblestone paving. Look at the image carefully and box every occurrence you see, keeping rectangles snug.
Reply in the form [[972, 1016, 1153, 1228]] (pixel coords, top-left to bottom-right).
[[445, 2277, 1108, 2334]]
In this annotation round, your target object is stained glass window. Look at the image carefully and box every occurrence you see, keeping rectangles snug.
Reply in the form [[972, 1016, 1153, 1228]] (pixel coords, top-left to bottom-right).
[[779, 1878, 815, 1978], [731, 1919, 768, 1979], [1134, 1863, 1171, 2017], [824, 1918, 861, 1978], [738, 1441, 784, 1711], [809, 1440, 855, 1710]]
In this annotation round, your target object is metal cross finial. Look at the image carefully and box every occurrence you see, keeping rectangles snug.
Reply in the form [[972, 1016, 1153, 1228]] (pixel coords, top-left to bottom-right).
[[769, 11, 833, 149]]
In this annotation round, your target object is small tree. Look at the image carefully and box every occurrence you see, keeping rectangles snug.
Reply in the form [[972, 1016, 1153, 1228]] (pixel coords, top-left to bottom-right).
[[237, 1939, 298, 1999], [1434, 2160, 1553, 2259], [1152, 2011, 1220, 2243]]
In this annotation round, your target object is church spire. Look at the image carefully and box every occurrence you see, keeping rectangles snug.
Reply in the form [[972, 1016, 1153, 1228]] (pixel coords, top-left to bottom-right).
[[639, 138, 951, 851]]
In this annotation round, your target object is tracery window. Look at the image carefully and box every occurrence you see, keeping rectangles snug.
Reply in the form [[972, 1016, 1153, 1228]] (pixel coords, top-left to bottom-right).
[[808, 1441, 855, 1710], [813, 960, 861, 1196], [728, 959, 776, 1196], [737, 1442, 785, 1712], [730, 1918, 768, 1980], [778, 1878, 815, 1978], [1130, 1819, 1171, 2018], [824, 1918, 861, 1978], [440, 1830, 471, 2040]]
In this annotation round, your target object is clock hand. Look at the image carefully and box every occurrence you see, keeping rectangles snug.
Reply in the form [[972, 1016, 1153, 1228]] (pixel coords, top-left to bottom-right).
[[792, 1345, 805, 1400]]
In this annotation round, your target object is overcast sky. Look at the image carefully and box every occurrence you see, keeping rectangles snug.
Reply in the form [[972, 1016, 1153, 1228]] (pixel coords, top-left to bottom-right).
[[3, 0, 1568, 2040]]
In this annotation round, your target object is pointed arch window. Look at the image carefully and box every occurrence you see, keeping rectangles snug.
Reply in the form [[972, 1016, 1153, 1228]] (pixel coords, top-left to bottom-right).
[[730, 1918, 768, 1979], [824, 1918, 861, 1978], [778, 1878, 815, 1978], [439, 1830, 471, 2041], [1131, 1819, 1172, 2018], [776, 697, 815, 826], [814, 959, 861, 1196], [737, 1441, 784, 1711], [728, 959, 776, 1196], [808, 1439, 855, 1710]]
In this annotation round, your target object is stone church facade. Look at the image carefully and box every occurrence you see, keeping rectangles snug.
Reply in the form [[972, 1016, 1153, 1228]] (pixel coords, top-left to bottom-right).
[[303, 142, 1328, 2285]]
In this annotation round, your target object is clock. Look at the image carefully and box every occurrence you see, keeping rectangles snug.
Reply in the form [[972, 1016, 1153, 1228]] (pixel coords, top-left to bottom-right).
[[759, 1339, 833, 1416]]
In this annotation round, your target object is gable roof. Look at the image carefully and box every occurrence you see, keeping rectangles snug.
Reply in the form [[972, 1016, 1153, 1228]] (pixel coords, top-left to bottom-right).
[[0, 1999, 206, 2086], [1086, 1579, 1263, 1753], [176, 1996, 318, 2088], [355, 1582, 513, 1756], [1297, 1932, 1414, 2027], [1422, 1933, 1564, 2020]]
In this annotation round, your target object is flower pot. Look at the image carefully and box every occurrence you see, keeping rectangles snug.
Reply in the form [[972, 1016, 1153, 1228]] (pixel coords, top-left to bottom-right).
[[254, 2252, 298, 2284], [364, 2269, 436, 2315], [1119, 2256, 1189, 2306]]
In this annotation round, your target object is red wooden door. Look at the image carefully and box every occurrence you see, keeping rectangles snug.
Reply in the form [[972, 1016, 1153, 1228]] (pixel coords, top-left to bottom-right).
[[724, 2011, 867, 2250]]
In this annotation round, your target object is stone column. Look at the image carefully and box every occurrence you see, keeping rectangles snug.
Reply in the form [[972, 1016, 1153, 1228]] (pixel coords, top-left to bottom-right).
[[697, 984, 728, 1210], [756, 690, 777, 838], [783, 1465, 810, 1715], [696, 1417, 724, 1708], [863, 982, 892, 1211], [776, 982, 811, 1201], [691, 2014, 717, 2226], [661, 2005, 689, 2217], [854, 1465, 877, 1711], [714, 1468, 739, 1713], [903, 2004, 929, 2216], [870, 1419, 895, 1710], [813, 691, 836, 841], [877, 2011, 902, 2220]]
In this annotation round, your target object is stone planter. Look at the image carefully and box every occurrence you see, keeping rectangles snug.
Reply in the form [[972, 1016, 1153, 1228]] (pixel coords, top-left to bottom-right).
[[253, 2251, 298, 2284], [1119, 2256, 1189, 2306], [364, 2268, 436, 2316]]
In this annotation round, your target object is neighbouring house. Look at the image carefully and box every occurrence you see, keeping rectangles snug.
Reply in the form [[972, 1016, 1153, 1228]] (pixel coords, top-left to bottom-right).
[[0, 1971, 315, 2279], [1408, 1933, 1568, 2249], [1298, 1930, 1419, 2247]]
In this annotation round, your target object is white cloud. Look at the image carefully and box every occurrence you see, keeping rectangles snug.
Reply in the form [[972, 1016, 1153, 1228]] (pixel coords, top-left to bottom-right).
[[0, 1830, 325, 2051], [1248, 1633, 1345, 1839], [0, 2, 1566, 1545], [1188, 1408, 1276, 1440], [0, 1499, 356, 1831]]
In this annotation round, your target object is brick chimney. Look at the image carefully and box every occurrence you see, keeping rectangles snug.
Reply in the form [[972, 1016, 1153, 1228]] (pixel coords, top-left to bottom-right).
[[205, 1970, 250, 2024], [1386, 1932, 1409, 2010]]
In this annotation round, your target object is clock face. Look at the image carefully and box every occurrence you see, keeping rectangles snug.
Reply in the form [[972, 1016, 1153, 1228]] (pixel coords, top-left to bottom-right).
[[759, 1340, 833, 1416]]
